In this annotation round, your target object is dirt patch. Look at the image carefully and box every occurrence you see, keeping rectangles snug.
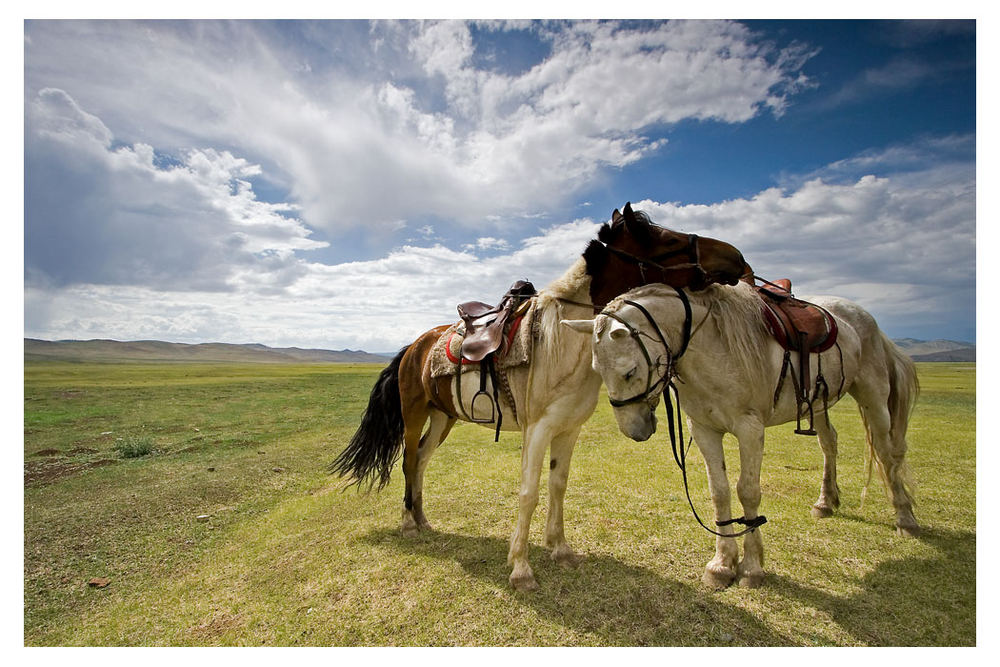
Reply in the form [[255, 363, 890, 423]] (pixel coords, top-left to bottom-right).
[[68, 447, 100, 455], [55, 390, 86, 399], [189, 612, 245, 640], [32, 448, 63, 457], [24, 458, 115, 486]]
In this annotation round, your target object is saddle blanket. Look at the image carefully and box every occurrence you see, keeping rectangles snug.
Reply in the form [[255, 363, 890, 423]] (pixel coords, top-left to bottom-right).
[[428, 303, 537, 379]]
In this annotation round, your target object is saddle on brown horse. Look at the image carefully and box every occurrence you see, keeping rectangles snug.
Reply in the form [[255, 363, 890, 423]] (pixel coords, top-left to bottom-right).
[[456, 280, 537, 440], [756, 279, 839, 436]]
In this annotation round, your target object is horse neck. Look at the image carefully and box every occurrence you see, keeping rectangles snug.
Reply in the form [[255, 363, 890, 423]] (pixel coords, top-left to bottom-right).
[[540, 257, 592, 310], [674, 285, 768, 384]]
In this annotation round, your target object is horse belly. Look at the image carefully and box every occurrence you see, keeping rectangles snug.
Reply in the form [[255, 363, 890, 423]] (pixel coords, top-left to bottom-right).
[[450, 367, 524, 432]]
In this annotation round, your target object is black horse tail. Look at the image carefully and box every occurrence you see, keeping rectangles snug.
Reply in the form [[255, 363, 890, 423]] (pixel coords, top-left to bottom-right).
[[329, 345, 409, 491]]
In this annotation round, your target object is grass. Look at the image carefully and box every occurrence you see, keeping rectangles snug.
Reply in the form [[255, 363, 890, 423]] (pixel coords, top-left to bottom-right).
[[113, 434, 155, 459], [23, 361, 975, 646]]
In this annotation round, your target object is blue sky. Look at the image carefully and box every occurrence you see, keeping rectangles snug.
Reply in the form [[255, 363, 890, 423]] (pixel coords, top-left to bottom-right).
[[23, 19, 977, 351]]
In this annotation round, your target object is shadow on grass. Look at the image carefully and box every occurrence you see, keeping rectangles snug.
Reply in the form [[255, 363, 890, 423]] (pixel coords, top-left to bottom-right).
[[768, 525, 976, 646], [362, 527, 790, 646]]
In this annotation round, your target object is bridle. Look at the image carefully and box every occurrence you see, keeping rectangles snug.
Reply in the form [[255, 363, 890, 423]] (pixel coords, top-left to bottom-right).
[[600, 288, 767, 538], [601, 288, 692, 409], [601, 233, 709, 289]]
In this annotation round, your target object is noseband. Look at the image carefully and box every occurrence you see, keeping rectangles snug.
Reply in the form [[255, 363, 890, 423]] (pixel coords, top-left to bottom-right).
[[600, 289, 767, 538]]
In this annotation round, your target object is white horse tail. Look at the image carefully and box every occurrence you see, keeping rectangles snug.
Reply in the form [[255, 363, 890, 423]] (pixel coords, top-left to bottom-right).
[[860, 331, 919, 509]]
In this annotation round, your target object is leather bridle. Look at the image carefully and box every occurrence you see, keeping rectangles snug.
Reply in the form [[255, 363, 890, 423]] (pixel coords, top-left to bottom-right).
[[600, 233, 709, 288], [601, 288, 692, 409], [599, 288, 767, 538]]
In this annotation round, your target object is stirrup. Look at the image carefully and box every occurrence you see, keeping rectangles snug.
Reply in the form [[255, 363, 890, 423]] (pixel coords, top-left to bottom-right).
[[469, 390, 496, 424], [795, 399, 817, 436]]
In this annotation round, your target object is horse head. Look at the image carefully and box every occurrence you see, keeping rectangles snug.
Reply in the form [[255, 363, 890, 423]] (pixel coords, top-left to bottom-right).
[[583, 202, 752, 311]]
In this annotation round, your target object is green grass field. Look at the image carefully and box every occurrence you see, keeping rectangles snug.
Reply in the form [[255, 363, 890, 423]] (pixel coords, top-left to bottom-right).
[[24, 361, 975, 646]]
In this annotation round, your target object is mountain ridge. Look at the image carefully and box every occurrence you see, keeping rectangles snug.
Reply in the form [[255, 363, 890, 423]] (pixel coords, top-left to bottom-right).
[[24, 338, 390, 364], [24, 336, 975, 364]]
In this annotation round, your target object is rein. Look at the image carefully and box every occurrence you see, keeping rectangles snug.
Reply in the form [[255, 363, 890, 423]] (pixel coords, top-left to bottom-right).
[[601, 291, 767, 538]]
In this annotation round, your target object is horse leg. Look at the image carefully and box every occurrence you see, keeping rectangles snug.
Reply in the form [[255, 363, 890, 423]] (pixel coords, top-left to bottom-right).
[[400, 404, 429, 537], [733, 418, 766, 588], [409, 409, 456, 531], [507, 419, 554, 592], [852, 386, 920, 537], [690, 421, 739, 590], [545, 425, 584, 568], [811, 419, 841, 518]]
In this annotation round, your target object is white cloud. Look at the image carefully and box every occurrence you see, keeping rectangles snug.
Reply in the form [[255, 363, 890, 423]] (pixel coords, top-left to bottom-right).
[[25, 88, 325, 292], [25, 220, 602, 351], [24, 20, 811, 232], [633, 143, 975, 337], [24, 139, 975, 349]]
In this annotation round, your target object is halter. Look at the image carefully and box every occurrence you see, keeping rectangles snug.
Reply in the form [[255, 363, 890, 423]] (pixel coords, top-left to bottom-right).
[[600, 289, 767, 538]]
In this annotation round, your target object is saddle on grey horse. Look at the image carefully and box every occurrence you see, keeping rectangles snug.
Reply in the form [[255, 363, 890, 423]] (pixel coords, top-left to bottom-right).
[[757, 278, 839, 435], [456, 280, 536, 440]]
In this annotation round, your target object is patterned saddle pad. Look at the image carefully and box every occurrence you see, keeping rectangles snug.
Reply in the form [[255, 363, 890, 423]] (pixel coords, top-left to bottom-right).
[[428, 304, 537, 379]]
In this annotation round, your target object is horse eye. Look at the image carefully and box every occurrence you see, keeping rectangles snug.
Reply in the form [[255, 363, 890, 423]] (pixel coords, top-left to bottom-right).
[[624, 367, 637, 381]]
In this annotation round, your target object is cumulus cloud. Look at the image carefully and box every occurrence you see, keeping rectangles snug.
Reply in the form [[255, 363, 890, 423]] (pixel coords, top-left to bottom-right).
[[25, 136, 975, 349], [25, 219, 603, 351], [24, 20, 813, 232], [633, 139, 975, 337], [25, 88, 325, 293]]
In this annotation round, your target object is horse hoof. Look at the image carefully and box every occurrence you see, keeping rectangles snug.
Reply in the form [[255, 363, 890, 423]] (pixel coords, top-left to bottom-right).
[[811, 504, 835, 519], [897, 523, 921, 538], [551, 548, 585, 569], [417, 520, 433, 531], [702, 565, 736, 590], [509, 571, 540, 592], [738, 570, 765, 588]]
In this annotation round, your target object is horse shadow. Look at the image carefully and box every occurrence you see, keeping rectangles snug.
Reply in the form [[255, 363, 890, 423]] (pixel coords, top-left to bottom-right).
[[765, 524, 976, 646], [361, 527, 790, 646]]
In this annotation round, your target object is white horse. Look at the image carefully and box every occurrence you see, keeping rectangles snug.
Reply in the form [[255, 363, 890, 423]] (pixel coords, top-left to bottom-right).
[[332, 213, 751, 591], [563, 282, 919, 589]]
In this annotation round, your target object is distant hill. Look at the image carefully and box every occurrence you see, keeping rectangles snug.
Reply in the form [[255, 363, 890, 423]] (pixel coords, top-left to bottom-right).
[[892, 338, 975, 362], [24, 338, 389, 364], [24, 336, 975, 364], [909, 348, 976, 362]]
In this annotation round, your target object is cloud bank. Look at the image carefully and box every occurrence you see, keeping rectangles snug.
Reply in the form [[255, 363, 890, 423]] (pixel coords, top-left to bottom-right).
[[25, 20, 812, 232]]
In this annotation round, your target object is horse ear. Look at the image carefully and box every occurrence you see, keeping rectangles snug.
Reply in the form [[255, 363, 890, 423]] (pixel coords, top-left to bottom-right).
[[608, 320, 631, 340], [611, 208, 623, 226], [560, 319, 595, 335], [622, 202, 650, 242]]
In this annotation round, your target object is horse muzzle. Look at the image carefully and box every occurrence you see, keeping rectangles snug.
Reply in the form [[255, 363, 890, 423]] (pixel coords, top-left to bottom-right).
[[613, 405, 658, 442]]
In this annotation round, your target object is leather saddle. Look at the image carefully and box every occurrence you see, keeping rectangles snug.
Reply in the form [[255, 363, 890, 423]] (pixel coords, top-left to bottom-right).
[[458, 280, 536, 362], [756, 279, 838, 436], [758, 280, 838, 354], [455, 280, 537, 439]]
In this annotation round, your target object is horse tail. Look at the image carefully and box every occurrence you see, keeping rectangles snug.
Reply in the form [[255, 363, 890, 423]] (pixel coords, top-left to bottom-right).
[[328, 345, 409, 491], [860, 331, 919, 508]]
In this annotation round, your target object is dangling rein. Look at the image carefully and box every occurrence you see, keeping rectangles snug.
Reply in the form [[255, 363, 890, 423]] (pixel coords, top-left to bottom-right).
[[603, 290, 767, 538]]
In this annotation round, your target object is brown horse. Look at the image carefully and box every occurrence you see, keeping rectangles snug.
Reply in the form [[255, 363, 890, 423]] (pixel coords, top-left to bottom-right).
[[330, 208, 750, 591], [583, 201, 753, 311]]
